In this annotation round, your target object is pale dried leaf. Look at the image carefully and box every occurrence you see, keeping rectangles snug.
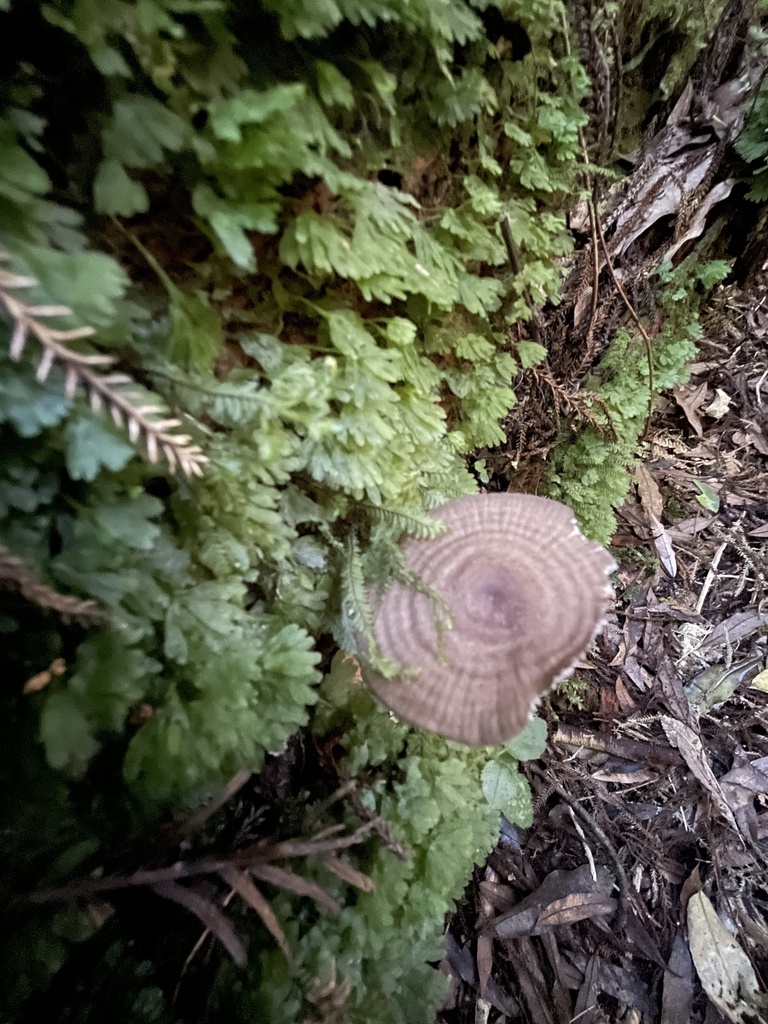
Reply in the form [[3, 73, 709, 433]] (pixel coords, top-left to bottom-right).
[[702, 388, 732, 419], [688, 891, 768, 1023], [10, 319, 26, 359], [610, 141, 717, 257], [476, 934, 493, 997], [664, 179, 735, 260], [648, 512, 677, 578], [35, 347, 55, 382], [702, 611, 768, 652], [535, 891, 617, 929], [51, 326, 97, 342], [22, 669, 53, 694], [65, 367, 79, 398], [27, 304, 73, 317], [661, 717, 739, 833]]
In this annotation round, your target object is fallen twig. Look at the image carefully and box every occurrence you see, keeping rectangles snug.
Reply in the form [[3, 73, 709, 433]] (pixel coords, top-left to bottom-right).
[[553, 724, 684, 767]]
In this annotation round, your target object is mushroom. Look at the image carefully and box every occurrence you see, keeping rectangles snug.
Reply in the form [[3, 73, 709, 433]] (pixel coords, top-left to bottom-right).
[[360, 492, 616, 746]]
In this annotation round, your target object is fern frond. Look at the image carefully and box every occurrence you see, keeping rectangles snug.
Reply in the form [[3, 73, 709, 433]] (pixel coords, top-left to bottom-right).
[[528, 364, 617, 439], [0, 544, 108, 626], [337, 535, 401, 678], [0, 250, 208, 478], [360, 502, 446, 541]]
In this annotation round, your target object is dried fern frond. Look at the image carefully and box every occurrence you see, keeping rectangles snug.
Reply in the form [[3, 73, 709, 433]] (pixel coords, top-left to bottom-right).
[[0, 544, 108, 626], [0, 248, 207, 478], [528, 363, 617, 439]]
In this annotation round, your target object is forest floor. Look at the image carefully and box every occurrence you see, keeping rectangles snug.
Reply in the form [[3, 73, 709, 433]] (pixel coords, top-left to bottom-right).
[[436, 244, 768, 1024]]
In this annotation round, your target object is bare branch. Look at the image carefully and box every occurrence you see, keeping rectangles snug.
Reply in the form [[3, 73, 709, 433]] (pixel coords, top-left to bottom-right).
[[0, 544, 108, 626]]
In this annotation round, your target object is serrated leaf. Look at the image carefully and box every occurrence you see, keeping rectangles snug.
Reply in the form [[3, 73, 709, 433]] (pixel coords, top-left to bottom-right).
[[102, 96, 188, 169], [208, 84, 306, 142], [92, 495, 163, 550], [67, 631, 156, 732], [192, 183, 279, 269], [316, 61, 354, 109], [164, 604, 189, 664], [503, 718, 547, 761], [0, 361, 71, 436], [93, 159, 149, 217], [40, 692, 100, 775], [167, 289, 224, 374], [517, 341, 548, 368], [481, 757, 533, 827], [63, 415, 135, 481]]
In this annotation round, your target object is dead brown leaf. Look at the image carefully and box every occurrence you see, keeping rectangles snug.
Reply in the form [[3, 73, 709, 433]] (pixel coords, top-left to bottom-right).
[[648, 511, 678, 577], [660, 717, 740, 834], [702, 610, 768, 652], [536, 892, 618, 930], [674, 382, 709, 437], [489, 865, 615, 940], [733, 421, 768, 456], [476, 933, 493, 998], [662, 929, 695, 1024], [635, 465, 663, 520], [22, 657, 66, 694], [719, 754, 768, 838], [250, 861, 342, 913]]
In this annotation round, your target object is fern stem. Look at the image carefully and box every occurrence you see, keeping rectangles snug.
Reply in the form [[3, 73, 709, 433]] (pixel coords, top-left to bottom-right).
[[0, 249, 208, 477]]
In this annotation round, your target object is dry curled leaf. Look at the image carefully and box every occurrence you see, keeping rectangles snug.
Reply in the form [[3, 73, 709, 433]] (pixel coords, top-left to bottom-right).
[[673, 382, 708, 437], [0, 248, 207, 478], [702, 388, 732, 419]]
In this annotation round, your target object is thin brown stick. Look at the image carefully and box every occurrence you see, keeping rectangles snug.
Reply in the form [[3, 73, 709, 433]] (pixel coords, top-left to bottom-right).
[[172, 889, 235, 1007], [152, 881, 246, 967], [15, 821, 379, 907], [180, 769, 252, 838], [0, 544, 108, 626]]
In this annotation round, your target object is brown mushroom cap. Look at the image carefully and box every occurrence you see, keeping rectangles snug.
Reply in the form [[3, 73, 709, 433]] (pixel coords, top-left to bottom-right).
[[361, 492, 616, 746]]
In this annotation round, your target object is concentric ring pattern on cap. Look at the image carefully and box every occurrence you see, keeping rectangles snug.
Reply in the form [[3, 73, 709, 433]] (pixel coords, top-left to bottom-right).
[[360, 492, 617, 746]]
